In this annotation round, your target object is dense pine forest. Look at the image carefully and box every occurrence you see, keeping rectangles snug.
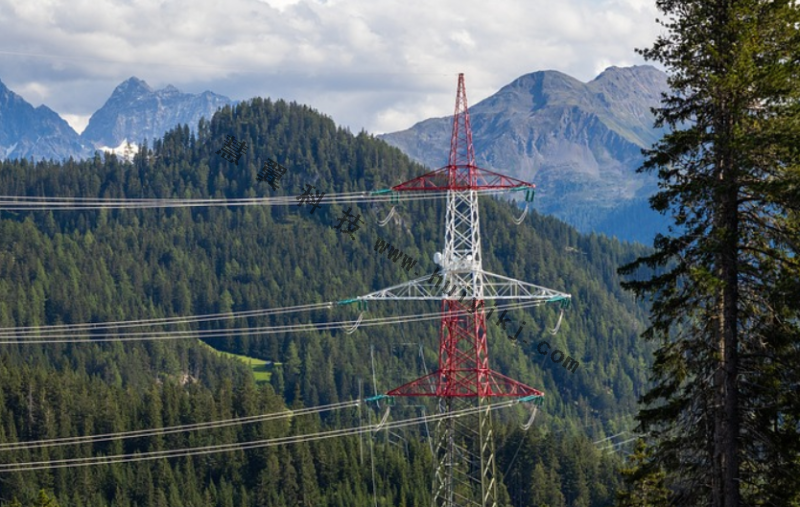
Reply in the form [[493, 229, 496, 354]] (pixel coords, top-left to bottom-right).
[[0, 98, 653, 506]]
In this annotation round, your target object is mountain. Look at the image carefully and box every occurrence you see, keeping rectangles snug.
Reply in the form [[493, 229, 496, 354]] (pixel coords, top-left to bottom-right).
[[80, 77, 234, 149], [0, 78, 86, 161], [0, 77, 233, 162], [379, 65, 671, 244]]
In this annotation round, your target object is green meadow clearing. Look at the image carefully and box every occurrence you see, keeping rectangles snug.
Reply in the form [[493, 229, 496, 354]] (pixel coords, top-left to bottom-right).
[[199, 341, 277, 383]]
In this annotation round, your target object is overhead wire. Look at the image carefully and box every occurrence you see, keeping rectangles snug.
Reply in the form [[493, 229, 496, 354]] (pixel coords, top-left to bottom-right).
[[0, 400, 358, 452], [598, 436, 640, 452], [0, 300, 548, 344], [0, 188, 510, 211], [593, 431, 627, 445], [0, 397, 526, 473], [502, 432, 528, 478], [0, 302, 332, 337]]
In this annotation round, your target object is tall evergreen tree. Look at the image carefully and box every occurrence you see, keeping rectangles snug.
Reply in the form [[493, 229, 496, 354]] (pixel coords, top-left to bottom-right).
[[619, 0, 800, 505], [32, 491, 58, 507], [616, 439, 669, 507]]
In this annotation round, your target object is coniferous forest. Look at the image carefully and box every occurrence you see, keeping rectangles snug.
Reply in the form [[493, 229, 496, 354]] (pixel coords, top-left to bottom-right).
[[0, 98, 654, 506]]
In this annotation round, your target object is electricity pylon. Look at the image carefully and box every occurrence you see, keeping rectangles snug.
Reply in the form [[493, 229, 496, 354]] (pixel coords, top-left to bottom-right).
[[357, 73, 571, 507]]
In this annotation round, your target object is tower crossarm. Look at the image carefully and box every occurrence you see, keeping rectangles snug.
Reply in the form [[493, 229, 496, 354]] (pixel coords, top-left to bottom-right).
[[352, 272, 461, 301], [391, 165, 534, 192], [351, 269, 570, 304], [479, 271, 570, 302]]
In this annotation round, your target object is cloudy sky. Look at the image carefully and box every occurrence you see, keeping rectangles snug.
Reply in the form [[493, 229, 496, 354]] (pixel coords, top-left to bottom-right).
[[0, 0, 661, 135]]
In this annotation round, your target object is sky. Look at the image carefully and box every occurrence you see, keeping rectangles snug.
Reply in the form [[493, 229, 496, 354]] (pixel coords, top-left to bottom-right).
[[0, 0, 661, 136]]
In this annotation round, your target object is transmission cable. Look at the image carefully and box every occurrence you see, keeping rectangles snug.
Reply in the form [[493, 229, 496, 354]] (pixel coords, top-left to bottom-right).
[[0, 188, 511, 211], [0, 300, 547, 344], [0, 400, 358, 452], [0, 302, 332, 337], [0, 398, 525, 473]]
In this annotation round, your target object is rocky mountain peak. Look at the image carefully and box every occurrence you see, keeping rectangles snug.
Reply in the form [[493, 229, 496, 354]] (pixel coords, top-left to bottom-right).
[[0, 75, 234, 161], [379, 66, 671, 243], [158, 84, 181, 97], [0, 78, 28, 109], [81, 78, 233, 148], [113, 77, 154, 97], [0, 78, 86, 161], [589, 65, 668, 104]]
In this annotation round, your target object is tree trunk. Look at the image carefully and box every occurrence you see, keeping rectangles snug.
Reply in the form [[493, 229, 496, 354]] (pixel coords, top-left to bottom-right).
[[721, 160, 740, 507], [715, 106, 740, 507]]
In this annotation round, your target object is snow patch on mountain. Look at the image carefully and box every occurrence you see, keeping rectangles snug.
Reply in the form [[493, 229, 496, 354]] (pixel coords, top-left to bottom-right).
[[98, 139, 138, 162]]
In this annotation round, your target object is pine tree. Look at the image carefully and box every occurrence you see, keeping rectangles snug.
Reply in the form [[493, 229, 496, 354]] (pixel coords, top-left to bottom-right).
[[32, 490, 58, 507], [616, 439, 669, 507], [619, 0, 800, 505]]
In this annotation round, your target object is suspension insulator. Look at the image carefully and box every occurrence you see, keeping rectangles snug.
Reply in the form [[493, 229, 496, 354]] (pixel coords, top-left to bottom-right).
[[378, 206, 396, 226]]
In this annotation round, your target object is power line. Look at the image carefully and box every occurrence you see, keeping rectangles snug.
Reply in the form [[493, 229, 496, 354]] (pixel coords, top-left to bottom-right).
[[0, 400, 358, 452], [0, 300, 546, 344], [593, 431, 627, 445], [0, 398, 526, 473], [0, 302, 331, 337], [0, 188, 511, 211], [598, 436, 640, 453]]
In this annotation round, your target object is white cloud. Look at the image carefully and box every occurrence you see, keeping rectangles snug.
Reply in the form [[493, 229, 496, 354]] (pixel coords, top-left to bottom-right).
[[15, 81, 50, 104], [450, 29, 476, 49], [258, 0, 303, 11], [61, 114, 91, 134], [0, 0, 661, 134]]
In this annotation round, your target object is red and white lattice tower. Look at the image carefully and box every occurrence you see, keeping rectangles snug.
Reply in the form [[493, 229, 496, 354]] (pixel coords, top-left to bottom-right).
[[356, 74, 570, 507]]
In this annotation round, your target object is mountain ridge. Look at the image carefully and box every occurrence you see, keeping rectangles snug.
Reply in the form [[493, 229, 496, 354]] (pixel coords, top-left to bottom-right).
[[0, 76, 233, 161], [0, 67, 670, 243], [379, 65, 670, 243], [0, 78, 86, 161], [80, 77, 234, 148]]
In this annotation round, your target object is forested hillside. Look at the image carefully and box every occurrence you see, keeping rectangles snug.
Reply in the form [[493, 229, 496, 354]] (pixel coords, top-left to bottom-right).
[[0, 98, 652, 506]]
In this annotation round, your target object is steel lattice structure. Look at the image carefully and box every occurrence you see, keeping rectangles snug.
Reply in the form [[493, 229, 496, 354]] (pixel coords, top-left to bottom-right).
[[357, 74, 571, 507]]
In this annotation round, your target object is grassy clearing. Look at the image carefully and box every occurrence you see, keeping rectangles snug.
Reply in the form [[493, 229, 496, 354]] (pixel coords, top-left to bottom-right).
[[200, 341, 276, 383]]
